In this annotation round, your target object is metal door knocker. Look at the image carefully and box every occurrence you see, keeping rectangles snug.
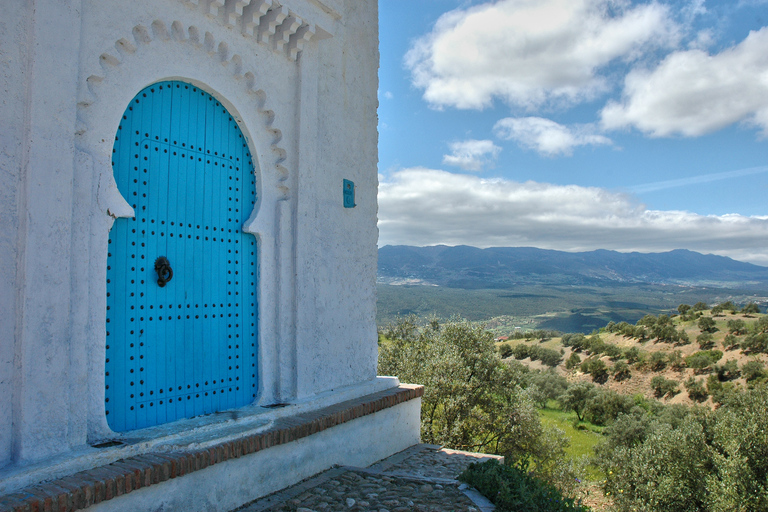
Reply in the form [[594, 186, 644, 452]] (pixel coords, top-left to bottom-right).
[[154, 256, 173, 287]]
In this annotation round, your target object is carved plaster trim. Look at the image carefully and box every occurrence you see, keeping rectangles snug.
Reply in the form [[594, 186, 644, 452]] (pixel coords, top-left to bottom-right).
[[181, 0, 324, 61]]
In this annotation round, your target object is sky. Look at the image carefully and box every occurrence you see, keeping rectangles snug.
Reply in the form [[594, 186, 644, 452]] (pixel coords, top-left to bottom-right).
[[376, 0, 768, 265]]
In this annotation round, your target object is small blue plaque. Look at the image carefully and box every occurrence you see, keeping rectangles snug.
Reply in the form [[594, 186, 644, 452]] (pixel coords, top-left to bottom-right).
[[343, 179, 356, 208]]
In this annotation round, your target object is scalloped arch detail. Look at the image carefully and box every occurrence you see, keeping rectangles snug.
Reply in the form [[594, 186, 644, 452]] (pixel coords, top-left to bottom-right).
[[78, 19, 290, 198]]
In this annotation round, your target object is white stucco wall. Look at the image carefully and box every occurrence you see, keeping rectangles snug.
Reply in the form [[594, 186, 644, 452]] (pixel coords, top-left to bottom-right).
[[0, 0, 381, 471]]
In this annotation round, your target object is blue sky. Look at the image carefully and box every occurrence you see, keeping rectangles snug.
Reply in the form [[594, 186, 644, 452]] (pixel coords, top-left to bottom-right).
[[376, 0, 768, 265]]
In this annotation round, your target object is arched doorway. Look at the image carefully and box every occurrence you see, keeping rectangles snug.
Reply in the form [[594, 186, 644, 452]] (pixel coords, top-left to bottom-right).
[[105, 80, 259, 432]]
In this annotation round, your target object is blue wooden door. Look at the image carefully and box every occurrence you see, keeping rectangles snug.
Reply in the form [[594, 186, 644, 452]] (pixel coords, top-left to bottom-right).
[[106, 81, 258, 432]]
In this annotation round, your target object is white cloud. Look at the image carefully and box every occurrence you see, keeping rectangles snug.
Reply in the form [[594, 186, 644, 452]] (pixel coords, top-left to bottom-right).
[[494, 117, 612, 156], [601, 27, 768, 137], [378, 168, 768, 265], [405, 0, 678, 110], [443, 139, 501, 171]]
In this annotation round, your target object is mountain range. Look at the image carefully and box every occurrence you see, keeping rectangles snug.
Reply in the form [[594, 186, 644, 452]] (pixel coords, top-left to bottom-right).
[[378, 245, 768, 289]]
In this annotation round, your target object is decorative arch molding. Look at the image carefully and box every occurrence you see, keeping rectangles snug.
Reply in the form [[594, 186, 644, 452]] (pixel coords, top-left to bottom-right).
[[76, 18, 292, 224]]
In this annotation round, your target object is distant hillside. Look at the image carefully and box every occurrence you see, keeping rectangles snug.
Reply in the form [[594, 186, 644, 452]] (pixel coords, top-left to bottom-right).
[[378, 245, 768, 289]]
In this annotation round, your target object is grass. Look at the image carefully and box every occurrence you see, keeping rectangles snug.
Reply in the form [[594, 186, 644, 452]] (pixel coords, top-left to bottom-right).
[[539, 401, 605, 481]]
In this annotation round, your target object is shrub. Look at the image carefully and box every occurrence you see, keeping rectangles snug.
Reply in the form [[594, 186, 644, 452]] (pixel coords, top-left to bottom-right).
[[624, 346, 641, 364], [705, 386, 768, 511], [585, 336, 606, 356], [727, 319, 748, 335], [585, 389, 634, 425], [685, 350, 723, 374], [459, 459, 590, 512], [561, 333, 585, 348], [697, 332, 714, 350], [565, 352, 581, 370], [529, 371, 569, 406], [668, 350, 685, 371], [742, 332, 768, 354], [715, 359, 740, 381], [754, 316, 768, 334], [651, 376, 679, 398], [706, 375, 737, 405], [499, 343, 514, 359], [537, 347, 564, 367], [612, 360, 631, 381], [723, 333, 739, 350], [637, 314, 658, 327], [741, 302, 760, 315], [604, 344, 624, 361], [711, 301, 737, 316], [692, 302, 708, 311], [605, 420, 710, 512], [649, 351, 667, 371], [512, 344, 530, 360], [685, 377, 709, 402], [742, 360, 765, 382], [698, 316, 717, 333], [587, 359, 609, 383], [559, 382, 597, 422]]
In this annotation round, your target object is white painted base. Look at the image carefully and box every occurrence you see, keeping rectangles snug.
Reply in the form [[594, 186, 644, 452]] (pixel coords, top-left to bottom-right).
[[85, 398, 421, 512]]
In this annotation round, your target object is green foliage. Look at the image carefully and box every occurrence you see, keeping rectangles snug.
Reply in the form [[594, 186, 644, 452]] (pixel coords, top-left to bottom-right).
[[723, 333, 740, 350], [584, 389, 634, 426], [685, 350, 723, 374], [565, 352, 581, 370], [697, 332, 714, 350], [742, 360, 765, 382], [559, 382, 598, 422], [580, 358, 608, 383], [715, 358, 740, 381], [603, 344, 623, 361], [706, 375, 737, 405], [499, 343, 514, 359], [509, 343, 563, 366], [538, 348, 565, 367], [649, 351, 667, 371], [692, 301, 708, 311], [379, 318, 576, 488], [754, 316, 768, 334], [528, 371, 569, 408], [711, 301, 737, 316], [459, 459, 590, 512], [668, 350, 685, 371], [684, 377, 709, 402], [599, 384, 768, 511], [624, 346, 641, 364], [741, 302, 760, 315], [637, 314, 658, 328], [650, 376, 679, 398], [380, 318, 524, 450], [606, 420, 710, 512], [705, 386, 768, 511], [698, 316, 717, 333], [727, 318, 748, 335], [561, 333, 586, 348], [741, 332, 768, 354], [612, 360, 631, 381]]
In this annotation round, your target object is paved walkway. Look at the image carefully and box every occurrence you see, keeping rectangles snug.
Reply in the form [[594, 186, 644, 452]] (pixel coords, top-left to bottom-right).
[[234, 444, 502, 512]]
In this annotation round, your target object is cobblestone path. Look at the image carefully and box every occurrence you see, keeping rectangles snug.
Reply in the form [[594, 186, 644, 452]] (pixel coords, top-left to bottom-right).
[[235, 444, 501, 512]]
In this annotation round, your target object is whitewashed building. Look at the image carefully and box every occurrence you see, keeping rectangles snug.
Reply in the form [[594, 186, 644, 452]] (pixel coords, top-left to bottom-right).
[[0, 1, 421, 510]]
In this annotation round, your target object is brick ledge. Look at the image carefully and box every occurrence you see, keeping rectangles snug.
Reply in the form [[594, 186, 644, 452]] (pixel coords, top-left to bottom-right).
[[0, 384, 423, 512]]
